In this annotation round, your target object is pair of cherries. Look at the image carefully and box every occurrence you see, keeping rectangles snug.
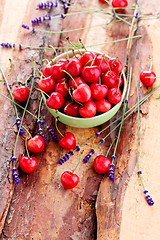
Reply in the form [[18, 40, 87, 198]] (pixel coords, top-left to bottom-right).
[[19, 135, 45, 173], [61, 155, 112, 189], [40, 51, 124, 119]]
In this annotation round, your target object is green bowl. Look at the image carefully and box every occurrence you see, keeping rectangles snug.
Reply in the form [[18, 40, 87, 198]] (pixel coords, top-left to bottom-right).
[[43, 50, 127, 128]]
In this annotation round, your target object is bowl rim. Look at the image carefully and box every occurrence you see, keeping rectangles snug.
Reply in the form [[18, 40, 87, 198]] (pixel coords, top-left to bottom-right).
[[44, 49, 127, 122]]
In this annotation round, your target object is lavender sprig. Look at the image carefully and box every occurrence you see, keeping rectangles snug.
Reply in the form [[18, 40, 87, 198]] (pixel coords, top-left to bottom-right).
[[134, 74, 154, 206], [39, 1, 57, 9], [16, 118, 25, 134]]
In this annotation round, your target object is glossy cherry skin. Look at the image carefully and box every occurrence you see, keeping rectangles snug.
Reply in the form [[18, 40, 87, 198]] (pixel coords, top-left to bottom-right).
[[79, 51, 96, 66], [102, 71, 123, 89], [61, 171, 79, 189], [81, 66, 101, 83], [42, 65, 52, 77], [72, 83, 91, 103], [38, 76, 56, 93], [95, 55, 109, 73], [95, 99, 111, 113], [71, 54, 82, 60], [19, 156, 38, 173], [102, 71, 117, 88], [112, 0, 128, 13], [64, 100, 79, 117], [79, 101, 97, 118], [69, 76, 85, 89], [65, 58, 82, 77], [57, 58, 68, 64], [107, 87, 122, 104], [50, 62, 66, 79], [94, 155, 111, 174], [55, 82, 69, 97], [27, 135, 45, 153], [46, 92, 64, 109], [108, 57, 123, 74], [140, 71, 156, 86], [59, 132, 76, 149], [90, 83, 108, 100], [13, 86, 30, 102], [99, 0, 108, 2]]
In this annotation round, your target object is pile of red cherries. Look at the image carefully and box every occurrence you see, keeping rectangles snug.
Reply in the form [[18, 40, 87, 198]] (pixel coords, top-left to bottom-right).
[[38, 51, 125, 118]]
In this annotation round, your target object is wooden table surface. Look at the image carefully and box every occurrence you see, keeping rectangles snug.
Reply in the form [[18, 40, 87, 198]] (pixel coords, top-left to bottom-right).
[[0, 0, 160, 239]]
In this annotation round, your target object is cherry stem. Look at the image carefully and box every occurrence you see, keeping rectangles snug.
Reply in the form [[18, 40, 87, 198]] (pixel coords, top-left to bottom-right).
[[9, 59, 19, 86], [62, 70, 78, 88], [133, 73, 145, 190], [91, 55, 96, 66], [79, 38, 87, 51], [38, 97, 43, 128], [34, 62, 45, 78], [64, 101, 73, 112], [24, 126, 32, 139], [42, 59, 50, 64], [48, 45, 58, 63], [25, 138, 30, 158], [105, 137, 117, 158], [66, 37, 83, 55], [149, 56, 153, 71], [55, 117, 64, 138], [36, 88, 50, 98], [72, 154, 81, 174]]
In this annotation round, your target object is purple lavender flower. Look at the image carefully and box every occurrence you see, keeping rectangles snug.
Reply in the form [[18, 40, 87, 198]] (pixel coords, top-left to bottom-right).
[[144, 190, 154, 206], [39, 128, 47, 141], [16, 118, 25, 134]]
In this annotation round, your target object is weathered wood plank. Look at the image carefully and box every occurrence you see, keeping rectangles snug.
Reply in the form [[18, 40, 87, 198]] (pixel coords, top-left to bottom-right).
[[1, 0, 160, 239], [96, 0, 160, 239]]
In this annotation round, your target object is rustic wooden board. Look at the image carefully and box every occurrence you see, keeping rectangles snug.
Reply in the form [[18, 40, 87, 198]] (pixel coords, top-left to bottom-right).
[[0, 0, 160, 239]]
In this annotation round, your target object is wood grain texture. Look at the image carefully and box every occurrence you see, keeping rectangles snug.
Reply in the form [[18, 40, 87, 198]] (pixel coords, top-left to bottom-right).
[[0, 0, 160, 239]]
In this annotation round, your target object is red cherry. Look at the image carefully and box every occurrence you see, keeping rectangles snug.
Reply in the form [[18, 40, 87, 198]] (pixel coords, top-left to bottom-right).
[[94, 155, 111, 174], [90, 83, 108, 100], [13, 86, 30, 102], [59, 132, 76, 149], [55, 82, 69, 97], [27, 135, 45, 153], [61, 171, 79, 189], [140, 71, 156, 86], [102, 71, 123, 89], [50, 62, 66, 79], [19, 156, 38, 173], [95, 55, 109, 73], [79, 101, 97, 118], [95, 99, 111, 113], [108, 57, 123, 74], [65, 58, 82, 77], [42, 65, 52, 77], [99, 0, 108, 2], [112, 0, 128, 13], [64, 100, 79, 117], [81, 65, 101, 83], [72, 83, 91, 103], [38, 76, 56, 93], [69, 76, 85, 89], [102, 70, 117, 88], [107, 87, 122, 104], [71, 54, 82, 60], [79, 51, 96, 66], [46, 92, 64, 109], [57, 58, 68, 64]]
